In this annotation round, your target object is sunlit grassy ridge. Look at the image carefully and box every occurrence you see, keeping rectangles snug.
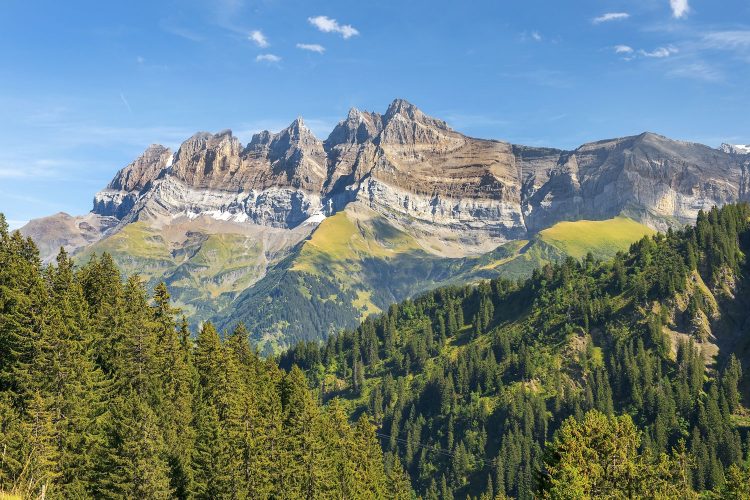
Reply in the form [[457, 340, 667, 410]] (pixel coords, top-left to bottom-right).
[[291, 210, 422, 275], [538, 216, 655, 259]]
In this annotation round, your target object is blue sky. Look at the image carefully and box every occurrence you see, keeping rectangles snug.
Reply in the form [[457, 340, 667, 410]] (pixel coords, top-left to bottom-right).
[[1, 0, 749, 228]]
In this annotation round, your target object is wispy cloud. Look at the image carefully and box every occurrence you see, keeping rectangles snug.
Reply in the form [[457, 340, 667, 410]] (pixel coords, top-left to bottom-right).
[[667, 61, 723, 82], [119, 93, 132, 113], [520, 31, 543, 43], [500, 69, 574, 89], [296, 43, 325, 54], [308, 16, 359, 39], [593, 12, 630, 24], [702, 31, 750, 50], [249, 30, 269, 48], [160, 19, 205, 42], [256, 54, 281, 63], [0, 189, 64, 210], [0, 158, 104, 181], [640, 46, 678, 58], [614, 45, 634, 54], [670, 0, 689, 19]]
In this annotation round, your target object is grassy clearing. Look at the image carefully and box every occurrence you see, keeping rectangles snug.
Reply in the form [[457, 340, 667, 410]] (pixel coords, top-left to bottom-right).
[[539, 216, 655, 259]]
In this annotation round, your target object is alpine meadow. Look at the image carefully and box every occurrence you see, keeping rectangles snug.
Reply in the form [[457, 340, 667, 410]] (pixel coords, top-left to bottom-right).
[[2, 0, 750, 498]]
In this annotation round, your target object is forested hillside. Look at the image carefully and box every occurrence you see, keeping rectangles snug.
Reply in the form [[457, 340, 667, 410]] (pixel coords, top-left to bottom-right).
[[4, 204, 750, 499], [0, 214, 410, 499], [282, 203, 750, 498]]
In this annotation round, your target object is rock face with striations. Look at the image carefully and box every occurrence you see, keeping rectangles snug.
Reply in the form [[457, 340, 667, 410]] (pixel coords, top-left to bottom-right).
[[23, 98, 750, 258]]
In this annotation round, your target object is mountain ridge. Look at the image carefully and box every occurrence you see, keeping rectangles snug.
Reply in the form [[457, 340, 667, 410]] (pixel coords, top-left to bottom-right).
[[27, 99, 749, 257], [19, 98, 750, 347]]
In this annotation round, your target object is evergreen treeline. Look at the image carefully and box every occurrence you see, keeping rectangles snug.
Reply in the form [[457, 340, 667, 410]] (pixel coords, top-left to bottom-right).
[[0, 214, 411, 499], [282, 203, 750, 498]]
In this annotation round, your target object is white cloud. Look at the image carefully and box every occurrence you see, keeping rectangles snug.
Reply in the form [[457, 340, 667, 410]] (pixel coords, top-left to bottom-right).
[[256, 53, 281, 63], [531, 31, 542, 42], [614, 45, 634, 54], [296, 43, 325, 54], [670, 0, 689, 18], [640, 46, 678, 58], [308, 16, 359, 39], [249, 30, 269, 48], [593, 12, 630, 24]]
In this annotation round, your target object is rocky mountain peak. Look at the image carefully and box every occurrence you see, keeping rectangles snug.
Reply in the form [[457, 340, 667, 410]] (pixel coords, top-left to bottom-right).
[[325, 107, 383, 147], [384, 98, 421, 120], [379, 98, 462, 149], [76, 98, 750, 243], [277, 117, 320, 147], [106, 144, 172, 192], [249, 118, 321, 151], [170, 130, 244, 188]]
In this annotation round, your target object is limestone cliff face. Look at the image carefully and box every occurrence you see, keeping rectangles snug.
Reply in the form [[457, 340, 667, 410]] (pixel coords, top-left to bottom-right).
[[93, 144, 173, 219], [25, 98, 750, 261], [522, 133, 748, 232], [92, 119, 328, 230]]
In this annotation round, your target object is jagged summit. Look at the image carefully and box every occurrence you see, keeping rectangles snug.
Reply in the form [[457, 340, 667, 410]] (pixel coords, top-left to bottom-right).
[[325, 107, 382, 147], [378, 98, 460, 148], [249, 117, 320, 148], [106, 144, 172, 192]]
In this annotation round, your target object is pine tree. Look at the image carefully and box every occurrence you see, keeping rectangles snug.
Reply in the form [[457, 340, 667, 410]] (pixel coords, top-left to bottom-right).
[[96, 392, 172, 499], [152, 283, 195, 498], [280, 366, 325, 498]]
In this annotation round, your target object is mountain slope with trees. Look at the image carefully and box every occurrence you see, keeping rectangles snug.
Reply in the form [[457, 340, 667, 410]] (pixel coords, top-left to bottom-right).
[[282, 203, 750, 498]]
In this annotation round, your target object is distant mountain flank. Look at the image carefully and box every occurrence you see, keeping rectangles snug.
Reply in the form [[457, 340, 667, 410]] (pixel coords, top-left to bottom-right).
[[20, 99, 750, 349], [720, 143, 750, 155]]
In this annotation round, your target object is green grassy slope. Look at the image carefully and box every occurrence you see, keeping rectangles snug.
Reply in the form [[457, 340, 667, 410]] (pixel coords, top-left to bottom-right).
[[538, 216, 656, 259]]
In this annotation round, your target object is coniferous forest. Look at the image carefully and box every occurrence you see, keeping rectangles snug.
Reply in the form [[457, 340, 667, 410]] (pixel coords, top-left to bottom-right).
[[0, 215, 410, 499], [282, 203, 750, 499], [3, 204, 750, 498]]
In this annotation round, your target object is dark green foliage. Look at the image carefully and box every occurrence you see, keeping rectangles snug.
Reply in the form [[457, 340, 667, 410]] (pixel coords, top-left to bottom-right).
[[282, 203, 750, 498], [0, 220, 400, 499]]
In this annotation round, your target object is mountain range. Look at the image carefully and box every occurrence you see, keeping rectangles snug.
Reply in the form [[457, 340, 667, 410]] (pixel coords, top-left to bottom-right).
[[21, 99, 750, 352]]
